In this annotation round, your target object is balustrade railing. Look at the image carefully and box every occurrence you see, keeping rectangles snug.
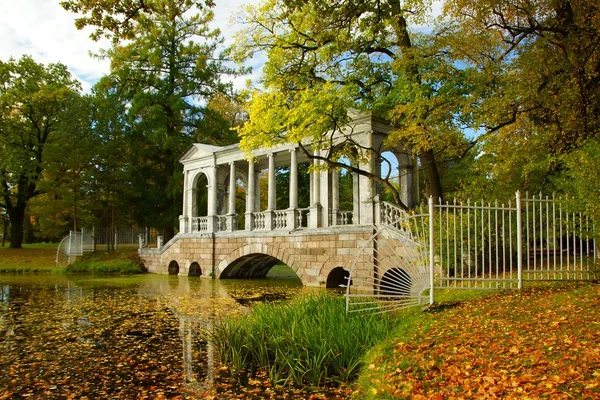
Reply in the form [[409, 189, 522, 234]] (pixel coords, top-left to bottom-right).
[[380, 201, 409, 227], [217, 216, 228, 232], [253, 212, 267, 230], [337, 211, 353, 225], [274, 211, 288, 230], [297, 208, 310, 228], [191, 217, 209, 233]]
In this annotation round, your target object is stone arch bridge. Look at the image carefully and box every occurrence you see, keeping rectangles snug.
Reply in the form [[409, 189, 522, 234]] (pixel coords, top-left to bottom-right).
[[139, 113, 418, 287]]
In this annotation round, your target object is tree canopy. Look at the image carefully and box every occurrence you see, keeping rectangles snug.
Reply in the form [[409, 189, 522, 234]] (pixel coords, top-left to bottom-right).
[[232, 0, 459, 208], [63, 0, 240, 240], [439, 0, 600, 201], [0, 56, 82, 248]]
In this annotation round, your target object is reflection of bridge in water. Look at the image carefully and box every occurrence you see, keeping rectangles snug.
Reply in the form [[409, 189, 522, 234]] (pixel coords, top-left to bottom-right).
[[138, 275, 308, 394], [139, 113, 419, 288]]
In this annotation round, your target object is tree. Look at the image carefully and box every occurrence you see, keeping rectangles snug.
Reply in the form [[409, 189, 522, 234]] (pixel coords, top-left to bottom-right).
[[0, 56, 81, 248], [440, 0, 600, 198], [63, 0, 239, 240], [233, 0, 464, 208]]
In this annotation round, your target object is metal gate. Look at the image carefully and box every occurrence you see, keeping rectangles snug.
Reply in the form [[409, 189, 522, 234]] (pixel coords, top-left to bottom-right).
[[346, 192, 598, 313]]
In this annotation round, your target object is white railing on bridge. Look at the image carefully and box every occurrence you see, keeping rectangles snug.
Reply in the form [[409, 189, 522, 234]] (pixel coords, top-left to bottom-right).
[[297, 208, 310, 228], [336, 211, 353, 225], [274, 211, 288, 230], [217, 216, 229, 232], [253, 212, 267, 230], [191, 217, 209, 233]]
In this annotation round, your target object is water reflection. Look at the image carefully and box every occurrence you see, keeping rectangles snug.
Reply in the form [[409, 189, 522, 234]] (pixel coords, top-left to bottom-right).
[[0, 273, 310, 398]]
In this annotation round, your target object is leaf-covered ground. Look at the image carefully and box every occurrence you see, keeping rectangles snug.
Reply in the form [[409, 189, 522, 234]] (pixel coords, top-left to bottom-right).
[[356, 283, 600, 399], [0, 244, 58, 272]]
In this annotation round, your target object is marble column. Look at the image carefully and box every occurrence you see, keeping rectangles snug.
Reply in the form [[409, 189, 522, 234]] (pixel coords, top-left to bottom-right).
[[227, 162, 237, 231], [309, 150, 321, 228], [331, 168, 339, 225], [266, 153, 276, 230], [245, 160, 255, 231], [207, 165, 218, 232], [287, 148, 298, 229]]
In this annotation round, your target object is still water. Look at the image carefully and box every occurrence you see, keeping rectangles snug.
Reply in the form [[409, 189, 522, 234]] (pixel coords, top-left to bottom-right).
[[0, 273, 320, 399]]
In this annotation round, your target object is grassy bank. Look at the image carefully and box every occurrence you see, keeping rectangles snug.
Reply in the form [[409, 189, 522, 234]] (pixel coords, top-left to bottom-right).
[[0, 243, 58, 273], [212, 292, 396, 388], [66, 249, 146, 274], [355, 283, 600, 399]]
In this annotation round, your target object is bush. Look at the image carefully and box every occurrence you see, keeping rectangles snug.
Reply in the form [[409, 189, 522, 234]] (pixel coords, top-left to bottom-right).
[[66, 251, 146, 275], [211, 293, 394, 387]]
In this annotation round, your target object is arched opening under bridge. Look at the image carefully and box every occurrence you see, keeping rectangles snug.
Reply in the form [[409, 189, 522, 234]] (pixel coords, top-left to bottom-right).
[[168, 260, 180, 275], [326, 267, 350, 288], [219, 253, 299, 280], [188, 262, 201, 277]]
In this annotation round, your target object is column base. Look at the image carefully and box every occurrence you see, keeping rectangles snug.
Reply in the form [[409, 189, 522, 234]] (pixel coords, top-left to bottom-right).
[[309, 204, 321, 229]]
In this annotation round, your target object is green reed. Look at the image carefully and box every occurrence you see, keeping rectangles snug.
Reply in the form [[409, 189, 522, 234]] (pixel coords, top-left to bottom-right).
[[211, 292, 394, 387]]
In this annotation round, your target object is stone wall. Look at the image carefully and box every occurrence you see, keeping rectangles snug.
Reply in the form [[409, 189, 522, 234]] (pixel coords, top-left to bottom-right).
[[139, 228, 375, 287]]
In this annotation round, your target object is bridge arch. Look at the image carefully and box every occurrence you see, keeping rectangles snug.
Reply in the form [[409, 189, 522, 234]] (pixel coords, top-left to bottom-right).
[[217, 243, 300, 280]]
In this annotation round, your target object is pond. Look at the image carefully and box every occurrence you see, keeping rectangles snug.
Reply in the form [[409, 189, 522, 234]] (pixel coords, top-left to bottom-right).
[[0, 271, 333, 399]]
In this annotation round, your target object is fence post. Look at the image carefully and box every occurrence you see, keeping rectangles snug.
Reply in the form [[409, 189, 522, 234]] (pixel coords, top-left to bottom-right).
[[429, 196, 435, 305], [114, 228, 118, 251], [67, 230, 72, 265], [516, 191, 523, 289], [138, 234, 144, 250]]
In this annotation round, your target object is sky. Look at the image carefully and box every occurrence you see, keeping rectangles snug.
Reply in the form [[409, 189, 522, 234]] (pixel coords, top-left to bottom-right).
[[0, 0, 260, 93]]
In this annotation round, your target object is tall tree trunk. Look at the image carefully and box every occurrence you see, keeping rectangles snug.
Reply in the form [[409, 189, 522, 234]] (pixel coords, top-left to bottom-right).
[[2, 214, 7, 247], [7, 205, 25, 249], [390, 9, 444, 203], [420, 149, 444, 203]]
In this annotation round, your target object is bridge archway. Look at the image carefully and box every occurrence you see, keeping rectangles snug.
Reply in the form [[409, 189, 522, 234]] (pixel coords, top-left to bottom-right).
[[217, 243, 299, 280], [168, 260, 180, 275], [219, 253, 280, 278], [326, 267, 350, 288], [189, 262, 202, 277]]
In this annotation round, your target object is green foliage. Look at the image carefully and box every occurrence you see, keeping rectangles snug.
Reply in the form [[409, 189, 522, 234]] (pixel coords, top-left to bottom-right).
[[234, 0, 449, 203], [0, 56, 82, 248], [439, 0, 600, 199], [62, 0, 241, 239], [66, 250, 146, 274], [211, 293, 394, 386]]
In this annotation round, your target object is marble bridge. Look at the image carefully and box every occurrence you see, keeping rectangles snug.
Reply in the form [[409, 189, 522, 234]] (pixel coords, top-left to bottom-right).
[[138, 113, 419, 287]]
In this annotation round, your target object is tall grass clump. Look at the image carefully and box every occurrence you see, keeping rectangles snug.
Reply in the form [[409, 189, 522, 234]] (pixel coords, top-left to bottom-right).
[[211, 292, 394, 387]]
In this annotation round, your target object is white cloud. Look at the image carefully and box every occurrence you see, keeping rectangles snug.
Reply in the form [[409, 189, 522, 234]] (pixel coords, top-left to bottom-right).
[[0, 0, 260, 93], [0, 0, 110, 93]]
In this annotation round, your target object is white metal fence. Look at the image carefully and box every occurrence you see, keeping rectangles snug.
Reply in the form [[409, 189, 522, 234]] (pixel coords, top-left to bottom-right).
[[55, 227, 157, 267], [346, 192, 598, 313]]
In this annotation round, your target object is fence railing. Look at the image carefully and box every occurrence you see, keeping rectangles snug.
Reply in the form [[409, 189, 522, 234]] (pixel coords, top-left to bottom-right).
[[379, 192, 598, 291], [56, 227, 159, 267], [347, 193, 599, 313]]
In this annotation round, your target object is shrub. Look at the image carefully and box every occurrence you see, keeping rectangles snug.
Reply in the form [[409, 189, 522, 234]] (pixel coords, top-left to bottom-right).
[[66, 250, 146, 275]]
